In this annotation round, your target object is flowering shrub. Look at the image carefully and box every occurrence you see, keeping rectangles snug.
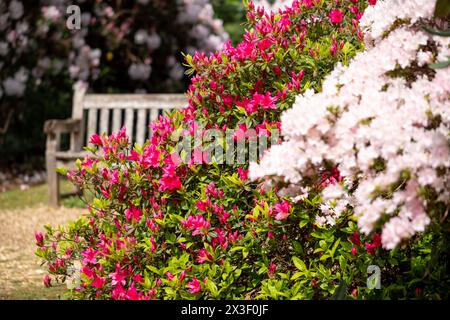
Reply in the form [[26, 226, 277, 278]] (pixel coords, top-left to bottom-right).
[[251, 0, 450, 297], [36, 0, 377, 300]]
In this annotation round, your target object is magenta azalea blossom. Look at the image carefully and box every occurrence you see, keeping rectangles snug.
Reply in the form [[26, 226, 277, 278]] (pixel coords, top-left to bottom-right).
[[187, 277, 201, 294], [329, 9, 344, 24]]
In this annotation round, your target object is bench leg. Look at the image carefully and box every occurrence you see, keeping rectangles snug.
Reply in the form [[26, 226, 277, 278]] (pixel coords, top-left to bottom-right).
[[46, 153, 60, 207]]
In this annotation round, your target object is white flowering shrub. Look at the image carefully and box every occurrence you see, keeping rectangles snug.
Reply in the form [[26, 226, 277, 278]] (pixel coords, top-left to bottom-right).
[[250, 0, 450, 250]]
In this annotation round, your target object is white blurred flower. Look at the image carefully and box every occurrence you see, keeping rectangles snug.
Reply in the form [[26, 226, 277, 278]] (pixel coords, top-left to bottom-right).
[[3, 68, 28, 96], [146, 33, 161, 51], [42, 6, 61, 22], [134, 29, 148, 45], [9, 0, 24, 20], [128, 63, 152, 81]]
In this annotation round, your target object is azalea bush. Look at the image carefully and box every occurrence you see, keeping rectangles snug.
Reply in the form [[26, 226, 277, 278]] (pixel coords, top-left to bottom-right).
[[0, 0, 228, 167], [251, 0, 450, 297], [35, 0, 384, 300]]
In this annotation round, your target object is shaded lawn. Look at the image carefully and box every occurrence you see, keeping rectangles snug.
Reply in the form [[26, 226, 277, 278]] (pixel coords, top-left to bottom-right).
[[0, 180, 85, 211]]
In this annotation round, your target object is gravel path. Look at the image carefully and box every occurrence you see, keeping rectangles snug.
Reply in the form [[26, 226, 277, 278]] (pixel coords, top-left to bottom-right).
[[0, 204, 83, 299]]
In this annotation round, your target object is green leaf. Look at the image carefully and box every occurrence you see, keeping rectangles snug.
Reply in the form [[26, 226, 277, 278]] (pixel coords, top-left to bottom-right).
[[146, 265, 161, 275], [243, 247, 249, 258], [291, 272, 304, 281], [55, 167, 67, 175], [292, 257, 306, 271], [205, 279, 219, 297], [422, 26, 450, 37], [331, 280, 347, 300], [83, 146, 97, 154], [229, 246, 245, 252], [430, 58, 450, 69], [338, 255, 347, 269], [330, 238, 341, 259], [434, 0, 450, 17], [299, 220, 309, 228]]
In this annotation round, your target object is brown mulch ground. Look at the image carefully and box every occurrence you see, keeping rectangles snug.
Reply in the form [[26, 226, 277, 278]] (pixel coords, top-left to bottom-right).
[[0, 205, 83, 299]]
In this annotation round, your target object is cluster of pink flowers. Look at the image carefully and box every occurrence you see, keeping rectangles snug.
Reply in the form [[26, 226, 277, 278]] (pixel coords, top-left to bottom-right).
[[181, 215, 211, 236]]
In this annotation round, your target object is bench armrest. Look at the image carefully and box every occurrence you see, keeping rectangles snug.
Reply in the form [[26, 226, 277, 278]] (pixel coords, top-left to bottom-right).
[[44, 119, 82, 153], [44, 119, 81, 135]]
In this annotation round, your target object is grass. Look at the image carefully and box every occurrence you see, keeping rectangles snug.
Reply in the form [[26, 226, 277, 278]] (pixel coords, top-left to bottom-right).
[[1, 285, 68, 300], [0, 180, 85, 211]]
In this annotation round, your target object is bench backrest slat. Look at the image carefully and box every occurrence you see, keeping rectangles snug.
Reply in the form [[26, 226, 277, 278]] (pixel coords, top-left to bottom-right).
[[99, 109, 109, 135], [83, 94, 186, 109], [136, 109, 147, 145]]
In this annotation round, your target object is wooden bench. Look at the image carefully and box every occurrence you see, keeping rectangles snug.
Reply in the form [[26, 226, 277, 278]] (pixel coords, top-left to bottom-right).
[[44, 86, 186, 206]]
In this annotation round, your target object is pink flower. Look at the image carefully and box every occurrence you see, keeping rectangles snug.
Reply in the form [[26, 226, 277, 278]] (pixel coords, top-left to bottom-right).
[[150, 236, 157, 252], [351, 247, 357, 255], [237, 168, 248, 181], [43, 275, 51, 287], [133, 274, 144, 283], [81, 157, 95, 169], [196, 248, 213, 263], [187, 277, 201, 294], [128, 144, 161, 168], [126, 283, 142, 300], [365, 233, 382, 255], [195, 200, 209, 212], [329, 9, 344, 24], [180, 215, 210, 236], [112, 284, 126, 300], [92, 276, 105, 289], [253, 92, 277, 110], [115, 127, 128, 144], [109, 265, 127, 287], [125, 206, 142, 222], [81, 248, 98, 265], [146, 288, 156, 299], [368, 0, 377, 5], [89, 134, 103, 146], [320, 167, 343, 187], [110, 170, 120, 184], [272, 66, 281, 76], [179, 270, 186, 282], [159, 175, 182, 191], [258, 38, 273, 51], [35, 231, 44, 245], [238, 98, 258, 115], [158, 157, 182, 191], [81, 265, 95, 278], [274, 200, 292, 220], [268, 262, 276, 277], [349, 231, 361, 247], [166, 272, 175, 281]]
